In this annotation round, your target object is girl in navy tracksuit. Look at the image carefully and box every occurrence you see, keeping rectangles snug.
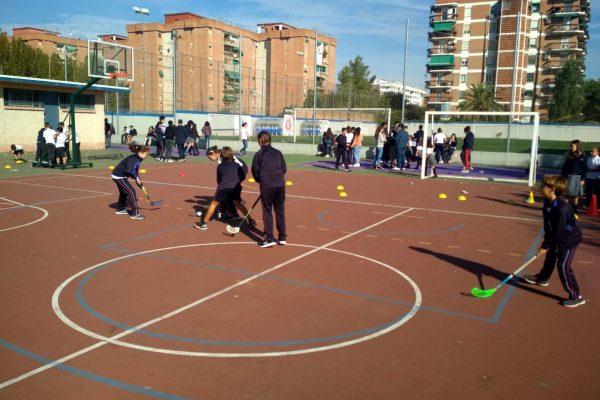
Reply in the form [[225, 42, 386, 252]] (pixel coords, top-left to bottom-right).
[[524, 174, 585, 308], [112, 143, 149, 220], [195, 146, 255, 230]]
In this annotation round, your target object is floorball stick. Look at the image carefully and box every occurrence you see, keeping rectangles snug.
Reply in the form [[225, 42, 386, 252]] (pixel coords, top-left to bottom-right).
[[140, 185, 163, 207], [470, 255, 538, 298], [226, 196, 261, 235]]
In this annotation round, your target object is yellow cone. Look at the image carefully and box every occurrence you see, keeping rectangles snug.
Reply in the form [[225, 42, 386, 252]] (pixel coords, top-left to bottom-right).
[[15, 160, 23, 164], [108, 165, 114, 170], [457, 195, 467, 201], [336, 185, 345, 191], [526, 191, 535, 204], [338, 191, 348, 197], [140, 168, 146, 174], [4, 164, 12, 169], [437, 193, 447, 199], [285, 180, 293, 186], [248, 178, 256, 183]]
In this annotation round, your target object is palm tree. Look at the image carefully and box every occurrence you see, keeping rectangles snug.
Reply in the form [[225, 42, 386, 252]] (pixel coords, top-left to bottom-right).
[[457, 83, 504, 121]]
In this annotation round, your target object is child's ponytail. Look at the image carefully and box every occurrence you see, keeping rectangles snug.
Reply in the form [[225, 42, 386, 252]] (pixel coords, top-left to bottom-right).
[[129, 143, 149, 154]]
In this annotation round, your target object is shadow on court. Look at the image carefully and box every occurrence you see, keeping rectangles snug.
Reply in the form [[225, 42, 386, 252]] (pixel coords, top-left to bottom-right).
[[409, 246, 562, 301]]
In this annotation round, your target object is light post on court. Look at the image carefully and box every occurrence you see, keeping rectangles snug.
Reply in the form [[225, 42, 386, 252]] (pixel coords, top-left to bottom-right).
[[133, 6, 150, 112]]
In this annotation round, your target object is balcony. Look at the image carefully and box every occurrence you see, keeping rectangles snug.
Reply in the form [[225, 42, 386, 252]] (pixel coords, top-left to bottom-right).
[[548, 6, 587, 17], [430, 3, 458, 12], [545, 25, 587, 38], [426, 80, 452, 88], [224, 70, 240, 81], [427, 55, 455, 70], [429, 14, 457, 26], [427, 45, 455, 56], [544, 43, 585, 55], [427, 96, 453, 104]]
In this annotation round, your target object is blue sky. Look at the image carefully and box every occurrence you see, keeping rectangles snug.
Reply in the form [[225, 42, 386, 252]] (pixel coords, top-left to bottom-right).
[[1, 0, 599, 87]]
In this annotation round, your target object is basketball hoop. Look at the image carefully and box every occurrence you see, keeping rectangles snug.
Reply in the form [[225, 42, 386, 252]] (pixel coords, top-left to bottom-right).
[[109, 72, 128, 81]]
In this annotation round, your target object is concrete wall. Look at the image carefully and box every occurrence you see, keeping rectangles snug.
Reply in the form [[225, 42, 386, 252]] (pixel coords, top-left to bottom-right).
[[0, 89, 107, 151]]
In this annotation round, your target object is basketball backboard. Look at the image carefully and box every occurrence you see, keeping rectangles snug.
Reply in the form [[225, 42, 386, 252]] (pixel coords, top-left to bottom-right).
[[88, 39, 134, 81]]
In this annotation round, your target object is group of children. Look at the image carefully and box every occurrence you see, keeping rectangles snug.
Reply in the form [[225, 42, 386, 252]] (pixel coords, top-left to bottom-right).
[[111, 131, 287, 248], [109, 128, 593, 306], [34, 121, 80, 167]]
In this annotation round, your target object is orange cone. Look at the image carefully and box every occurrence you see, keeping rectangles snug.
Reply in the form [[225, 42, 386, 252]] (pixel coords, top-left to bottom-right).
[[588, 194, 599, 217]]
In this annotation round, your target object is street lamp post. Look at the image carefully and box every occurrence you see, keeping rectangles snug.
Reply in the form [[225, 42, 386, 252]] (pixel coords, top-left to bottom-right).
[[133, 6, 150, 112]]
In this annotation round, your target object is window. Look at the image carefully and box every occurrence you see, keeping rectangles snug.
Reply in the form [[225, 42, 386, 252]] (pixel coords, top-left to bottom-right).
[[526, 73, 535, 82], [461, 59, 468, 67], [460, 74, 466, 83], [462, 40, 469, 51], [459, 90, 466, 99], [529, 38, 537, 48], [3, 88, 44, 108], [463, 24, 471, 34], [464, 6, 472, 18], [59, 93, 95, 110], [531, 19, 539, 31], [528, 54, 537, 65]]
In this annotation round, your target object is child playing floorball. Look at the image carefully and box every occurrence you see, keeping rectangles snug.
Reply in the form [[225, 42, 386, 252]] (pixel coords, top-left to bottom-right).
[[194, 146, 256, 231], [9, 144, 26, 162], [111, 143, 149, 220], [524, 174, 585, 308]]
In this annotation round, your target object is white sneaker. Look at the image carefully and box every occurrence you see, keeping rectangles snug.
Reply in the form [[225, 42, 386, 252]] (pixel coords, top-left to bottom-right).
[[353, 163, 361, 167], [167, 159, 174, 163], [392, 167, 401, 171], [460, 169, 470, 173]]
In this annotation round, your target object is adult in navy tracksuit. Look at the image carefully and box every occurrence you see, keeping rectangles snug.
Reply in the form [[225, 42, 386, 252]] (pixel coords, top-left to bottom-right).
[[524, 174, 585, 308], [154, 116, 166, 160], [252, 131, 287, 248], [394, 124, 409, 170], [36, 123, 48, 164], [111, 143, 149, 220], [175, 119, 188, 161], [334, 128, 350, 171]]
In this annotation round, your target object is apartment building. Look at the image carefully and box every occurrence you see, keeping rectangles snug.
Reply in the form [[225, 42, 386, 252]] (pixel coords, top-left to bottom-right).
[[373, 78, 427, 106], [426, 0, 590, 119], [125, 13, 336, 116], [12, 13, 336, 116]]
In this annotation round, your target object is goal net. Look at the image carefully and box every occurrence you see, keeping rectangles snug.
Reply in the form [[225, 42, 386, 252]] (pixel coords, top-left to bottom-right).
[[422, 111, 540, 186], [292, 108, 391, 142]]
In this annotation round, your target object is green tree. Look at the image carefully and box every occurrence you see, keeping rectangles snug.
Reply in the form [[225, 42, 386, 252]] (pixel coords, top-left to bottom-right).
[[549, 59, 585, 122], [582, 79, 600, 123], [336, 55, 378, 108], [0, 32, 10, 74], [456, 82, 503, 121]]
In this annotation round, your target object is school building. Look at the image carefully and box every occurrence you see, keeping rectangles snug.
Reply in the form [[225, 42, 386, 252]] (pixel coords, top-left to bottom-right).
[[0, 75, 129, 150]]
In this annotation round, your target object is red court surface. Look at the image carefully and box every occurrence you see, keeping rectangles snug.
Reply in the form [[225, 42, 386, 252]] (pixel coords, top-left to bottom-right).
[[0, 162, 599, 399]]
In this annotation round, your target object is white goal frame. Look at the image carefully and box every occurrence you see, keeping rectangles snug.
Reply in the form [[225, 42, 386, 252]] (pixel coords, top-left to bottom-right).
[[423, 111, 540, 186], [292, 107, 391, 143]]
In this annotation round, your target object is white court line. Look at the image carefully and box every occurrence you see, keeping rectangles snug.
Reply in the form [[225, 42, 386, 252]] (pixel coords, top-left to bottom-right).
[[0, 198, 48, 232], [51, 172, 539, 222], [1, 208, 417, 389], [0, 180, 111, 195]]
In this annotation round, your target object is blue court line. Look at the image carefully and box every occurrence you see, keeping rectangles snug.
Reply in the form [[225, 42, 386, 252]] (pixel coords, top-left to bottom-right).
[[490, 228, 544, 323], [0, 338, 188, 399], [316, 210, 465, 236]]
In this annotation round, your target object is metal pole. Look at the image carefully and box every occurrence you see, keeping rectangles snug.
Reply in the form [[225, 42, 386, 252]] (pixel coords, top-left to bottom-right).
[[239, 33, 243, 136], [172, 29, 177, 119], [312, 27, 318, 146], [64, 47, 67, 81], [507, 11, 521, 153], [142, 29, 146, 112], [401, 19, 409, 123]]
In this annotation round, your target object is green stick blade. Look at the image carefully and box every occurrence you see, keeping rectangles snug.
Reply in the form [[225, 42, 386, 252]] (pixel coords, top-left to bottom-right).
[[471, 287, 496, 298]]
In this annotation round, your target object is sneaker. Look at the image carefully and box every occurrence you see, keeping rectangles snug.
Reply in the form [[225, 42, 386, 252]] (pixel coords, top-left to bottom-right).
[[248, 219, 257, 228], [353, 163, 361, 167], [130, 214, 145, 220], [460, 169, 470, 173], [523, 274, 549, 287], [258, 238, 277, 248], [433, 169, 438, 178], [392, 167, 401, 171], [561, 297, 586, 308], [115, 209, 128, 215], [344, 169, 351, 172], [193, 222, 208, 230], [277, 239, 287, 245], [167, 159, 174, 163], [470, 167, 474, 170]]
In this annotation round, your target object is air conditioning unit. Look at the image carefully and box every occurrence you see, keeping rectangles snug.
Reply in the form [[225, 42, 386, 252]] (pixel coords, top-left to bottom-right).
[[543, 52, 550, 60]]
